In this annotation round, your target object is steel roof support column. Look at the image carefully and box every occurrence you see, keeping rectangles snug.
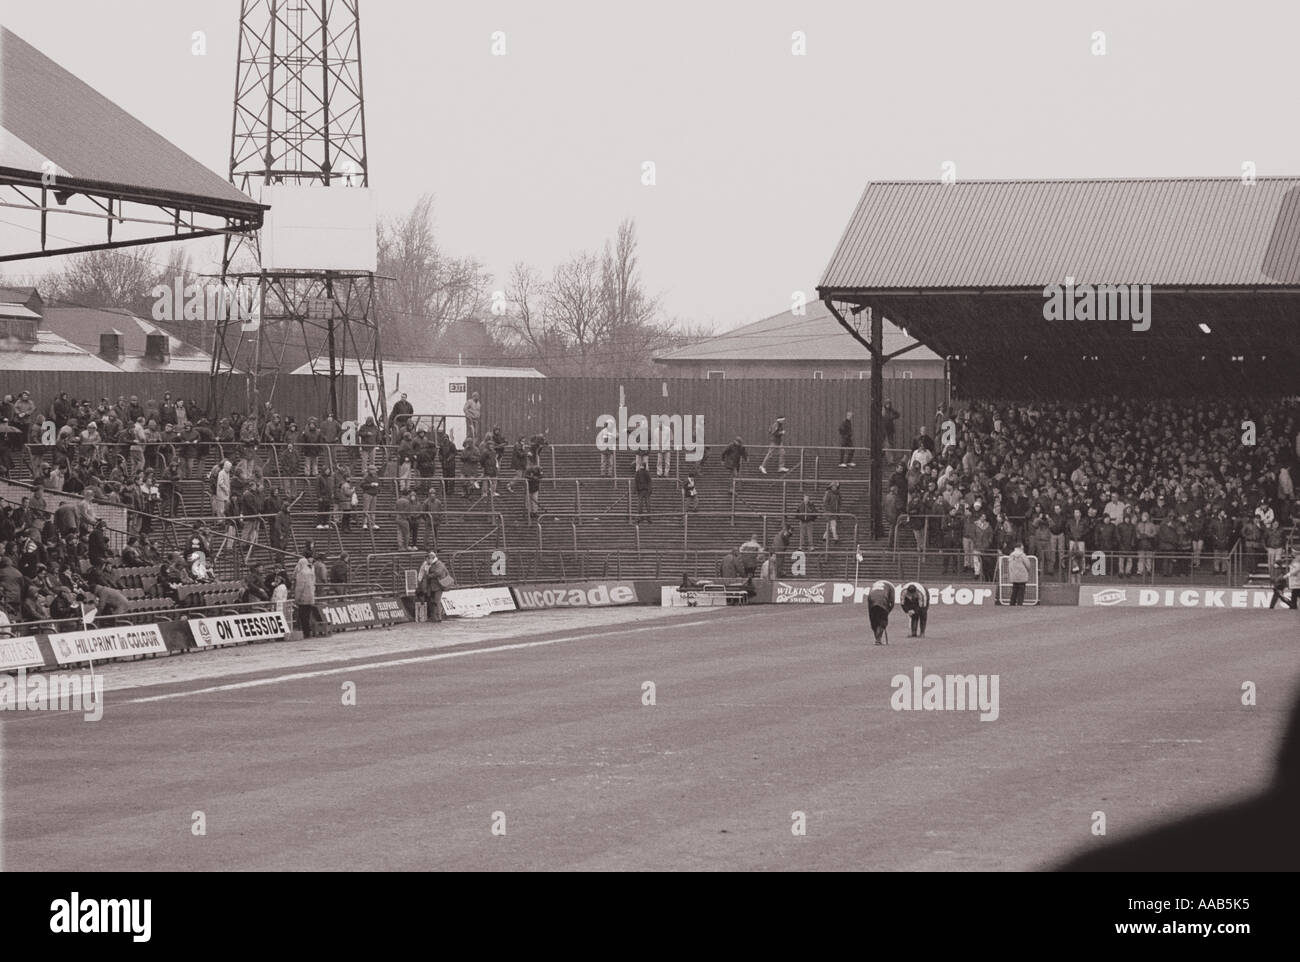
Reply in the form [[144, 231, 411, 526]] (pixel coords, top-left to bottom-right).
[[870, 307, 884, 540], [825, 298, 885, 539]]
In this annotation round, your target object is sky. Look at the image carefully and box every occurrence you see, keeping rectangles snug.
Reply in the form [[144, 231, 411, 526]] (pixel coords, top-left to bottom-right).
[[3, 0, 1299, 332]]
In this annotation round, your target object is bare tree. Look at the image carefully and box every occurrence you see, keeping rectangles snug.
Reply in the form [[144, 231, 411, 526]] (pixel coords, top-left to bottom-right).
[[544, 251, 606, 374], [495, 218, 693, 375], [376, 194, 492, 355], [501, 261, 547, 354], [600, 218, 658, 334], [47, 247, 162, 313]]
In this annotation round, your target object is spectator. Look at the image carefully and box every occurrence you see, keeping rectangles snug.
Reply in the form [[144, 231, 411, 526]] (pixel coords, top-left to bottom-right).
[[418, 488, 443, 551], [1135, 510, 1158, 577], [0, 556, 25, 611], [92, 583, 129, 618], [1266, 521, 1286, 577], [396, 453, 413, 496], [439, 431, 459, 497], [1067, 508, 1090, 576], [360, 469, 381, 530], [597, 424, 615, 478], [330, 552, 351, 584], [1116, 511, 1137, 579], [481, 442, 499, 497], [271, 494, 293, 552], [1188, 507, 1207, 570], [655, 418, 674, 478], [294, 549, 326, 637], [489, 425, 507, 463], [299, 418, 325, 477], [336, 470, 356, 532], [241, 565, 270, 604], [358, 416, 380, 475], [240, 482, 263, 543], [320, 413, 341, 469], [721, 437, 747, 481], [1007, 543, 1031, 605], [884, 484, 902, 545], [270, 572, 289, 617], [795, 494, 817, 549], [524, 461, 543, 522], [1209, 509, 1234, 574], [1241, 516, 1264, 580], [394, 490, 414, 550], [739, 534, 761, 576], [21, 585, 51, 631], [315, 466, 335, 529], [972, 512, 995, 581], [822, 482, 842, 544], [681, 471, 699, 512], [904, 492, 926, 554], [634, 460, 652, 524], [770, 523, 792, 576], [88, 518, 112, 567], [838, 411, 854, 468], [389, 393, 414, 438], [758, 417, 788, 474], [412, 428, 436, 480], [416, 551, 453, 622], [53, 501, 79, 540], [719, 547, 742, 579], [945, 506, 967, 574], [882, 399, 899, 447], [463, 391, 482, 440], [209, 459, 231, 518]]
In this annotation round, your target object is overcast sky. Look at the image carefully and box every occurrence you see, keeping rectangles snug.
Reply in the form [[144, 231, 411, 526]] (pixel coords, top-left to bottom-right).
[[4, 0, 1298, 331]]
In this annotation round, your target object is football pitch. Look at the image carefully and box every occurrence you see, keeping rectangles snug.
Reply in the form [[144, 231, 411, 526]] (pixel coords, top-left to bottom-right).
[[3, 603, 1296, 871]]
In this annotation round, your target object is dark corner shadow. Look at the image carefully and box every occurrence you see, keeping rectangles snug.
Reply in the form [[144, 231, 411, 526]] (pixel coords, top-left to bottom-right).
[[1056, 685, 1300, 872]]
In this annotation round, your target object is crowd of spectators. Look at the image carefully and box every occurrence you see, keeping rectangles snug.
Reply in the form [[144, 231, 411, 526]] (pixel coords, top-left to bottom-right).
[[0, 383, 545, 628], [8, 382, 1300, 616], [883, 397, 1300, 581]]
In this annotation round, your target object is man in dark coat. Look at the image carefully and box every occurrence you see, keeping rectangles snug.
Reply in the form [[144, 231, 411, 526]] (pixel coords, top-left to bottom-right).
[[899, 581, 929, 637], [867, 580, 895, 645], [838, 412, 854, 468]]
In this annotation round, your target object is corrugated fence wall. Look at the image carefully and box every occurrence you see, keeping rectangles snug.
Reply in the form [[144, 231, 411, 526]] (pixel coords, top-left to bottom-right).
[[465, 377, 948, 448]]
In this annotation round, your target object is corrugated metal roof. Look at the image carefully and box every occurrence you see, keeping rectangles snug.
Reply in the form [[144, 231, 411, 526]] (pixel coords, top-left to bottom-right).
[[818, 177, 1300, 291], [41, 306, 215, 371], [0, 302, 40, 320], [0, 329, 121, 371], [654, 299, 941, 363], [0, 27, 256, 210]]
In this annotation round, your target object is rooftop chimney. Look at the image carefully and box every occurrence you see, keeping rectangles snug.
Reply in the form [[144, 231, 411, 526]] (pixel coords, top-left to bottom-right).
[[99, 331, 124, 361], [144, 333, 170, 362]]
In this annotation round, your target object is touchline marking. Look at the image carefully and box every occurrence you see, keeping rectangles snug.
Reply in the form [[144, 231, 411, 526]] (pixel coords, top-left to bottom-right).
[[121, 617, 722, 705]]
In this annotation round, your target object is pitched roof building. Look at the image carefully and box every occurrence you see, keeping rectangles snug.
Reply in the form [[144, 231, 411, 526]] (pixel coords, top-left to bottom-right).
[[0, 289, 120, 372], [40, 305, 219, 373], [653, 299, 944, 380]]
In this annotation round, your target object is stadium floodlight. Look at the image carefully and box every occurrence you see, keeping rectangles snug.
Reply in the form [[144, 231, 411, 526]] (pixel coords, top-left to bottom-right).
[[1198, 323, 1212, 334]]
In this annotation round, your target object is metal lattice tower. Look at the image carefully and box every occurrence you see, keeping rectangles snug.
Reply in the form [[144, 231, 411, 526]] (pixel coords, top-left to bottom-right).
[[211, 0, 384, 424]]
